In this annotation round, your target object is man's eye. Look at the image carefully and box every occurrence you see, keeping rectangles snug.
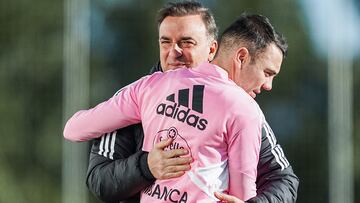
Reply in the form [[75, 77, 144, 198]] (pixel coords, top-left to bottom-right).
[[264, 72, 271, 77], [160, 41, 171, 48], [179, 41, 195, 48]]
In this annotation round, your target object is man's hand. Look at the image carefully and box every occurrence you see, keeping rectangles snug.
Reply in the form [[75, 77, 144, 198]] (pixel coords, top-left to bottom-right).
[[214, 192, 245, 203], [148, 138, 192, 180]]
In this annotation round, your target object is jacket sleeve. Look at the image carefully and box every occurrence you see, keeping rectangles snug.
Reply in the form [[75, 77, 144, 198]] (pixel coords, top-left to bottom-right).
[[86, 124, 156, 203], [228, 109, 262, 201], [63, 75, 151, 142], [245, 125, 299, 203]]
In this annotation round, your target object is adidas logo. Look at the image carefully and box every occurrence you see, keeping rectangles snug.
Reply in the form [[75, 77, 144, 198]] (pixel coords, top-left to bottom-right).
[[156, 85, 208, 131]]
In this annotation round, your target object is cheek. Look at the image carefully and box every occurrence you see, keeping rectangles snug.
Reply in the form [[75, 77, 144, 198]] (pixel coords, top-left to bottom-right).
[[247, 72, 262, 89], [160, 46, 169, 56], [255, 76, 267, 88], [159, 50, 168, 70], [181, 50, 196, 64], [192, 51, 209, 64], [253, 76, 262, 85], [183, 48, 194, 57]]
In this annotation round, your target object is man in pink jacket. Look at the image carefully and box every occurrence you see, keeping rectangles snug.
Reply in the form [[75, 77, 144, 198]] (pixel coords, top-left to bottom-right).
[[64, 13, 287, 202]]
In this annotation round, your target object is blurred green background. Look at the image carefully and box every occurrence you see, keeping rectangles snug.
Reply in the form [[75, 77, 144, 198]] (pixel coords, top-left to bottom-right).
[[0, 0, 359, 202]]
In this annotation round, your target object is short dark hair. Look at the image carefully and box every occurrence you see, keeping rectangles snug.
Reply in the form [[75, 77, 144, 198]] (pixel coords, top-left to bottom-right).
[[218, 13, 288, 60], [157, 1, 218, 41]]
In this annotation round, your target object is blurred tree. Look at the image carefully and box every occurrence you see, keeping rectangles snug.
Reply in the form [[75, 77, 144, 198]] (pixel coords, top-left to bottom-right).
[[89, 0, 163, 104], [0, 0, 63, 202]]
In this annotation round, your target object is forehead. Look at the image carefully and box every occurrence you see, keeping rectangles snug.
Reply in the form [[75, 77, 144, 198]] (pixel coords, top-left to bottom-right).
[[159, 15, 208, 40]]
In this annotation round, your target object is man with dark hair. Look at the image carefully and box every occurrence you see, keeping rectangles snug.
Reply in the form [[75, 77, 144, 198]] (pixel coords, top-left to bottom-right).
[[80, 1, 298, 203], [215, 13, 288, 98]]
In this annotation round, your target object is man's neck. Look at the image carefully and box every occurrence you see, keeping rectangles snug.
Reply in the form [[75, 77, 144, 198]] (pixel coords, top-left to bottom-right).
[[211, 58, 232, 80]]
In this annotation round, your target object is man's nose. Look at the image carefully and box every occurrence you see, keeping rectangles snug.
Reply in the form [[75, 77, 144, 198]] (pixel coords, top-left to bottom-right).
[[169, 43, 182, 58], [262, 78, 273, 91]]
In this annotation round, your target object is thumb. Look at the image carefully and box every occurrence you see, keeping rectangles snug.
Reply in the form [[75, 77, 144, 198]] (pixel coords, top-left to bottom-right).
[[214, 192, 239, 202], [214, 192, 225, 200], [155, 138, 173, 150]]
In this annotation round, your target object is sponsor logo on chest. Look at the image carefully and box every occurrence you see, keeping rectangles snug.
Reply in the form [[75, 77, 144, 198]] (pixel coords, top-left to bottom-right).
[[156, 85, 208, 131]]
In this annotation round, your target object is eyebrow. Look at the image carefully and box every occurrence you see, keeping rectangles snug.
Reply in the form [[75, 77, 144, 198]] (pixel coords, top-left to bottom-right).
[[159, 36, 170, 41], [159, 36, 195, 41], [180, 37, 195, 41]]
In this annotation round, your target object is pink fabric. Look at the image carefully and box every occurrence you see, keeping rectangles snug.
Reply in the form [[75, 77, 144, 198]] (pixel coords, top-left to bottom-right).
[[64, 62, 263, 202]]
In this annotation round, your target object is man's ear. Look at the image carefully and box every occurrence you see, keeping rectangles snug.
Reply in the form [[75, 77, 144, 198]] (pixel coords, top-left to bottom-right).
[[235, 47, 250, 68], [208, 40, 218, 62]]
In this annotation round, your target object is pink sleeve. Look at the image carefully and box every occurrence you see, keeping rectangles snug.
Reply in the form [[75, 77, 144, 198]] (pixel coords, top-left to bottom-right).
[[63, 77, 148, 142], [227, 112, 262, 201]]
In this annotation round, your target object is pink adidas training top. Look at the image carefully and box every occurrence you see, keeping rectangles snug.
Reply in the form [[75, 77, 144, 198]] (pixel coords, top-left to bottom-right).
[[64, 62, 263, 202]]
